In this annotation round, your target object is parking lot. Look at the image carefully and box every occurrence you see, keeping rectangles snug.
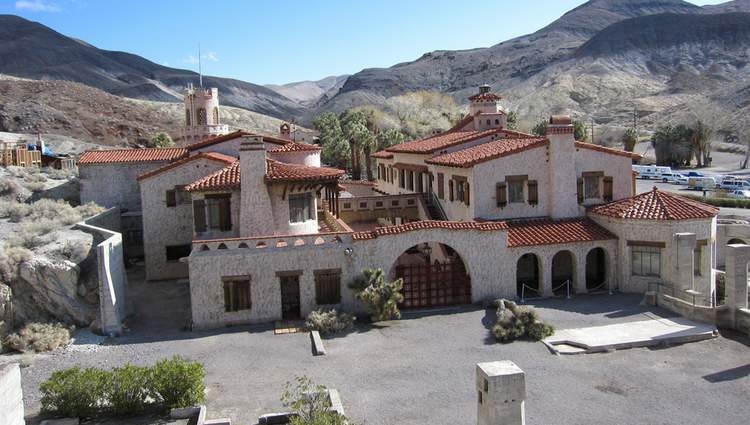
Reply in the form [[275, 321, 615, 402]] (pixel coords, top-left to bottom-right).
[[8, 274, 750, 425]]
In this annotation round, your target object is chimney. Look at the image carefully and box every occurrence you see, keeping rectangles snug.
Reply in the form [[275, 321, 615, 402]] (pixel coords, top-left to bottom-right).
[[239, 136, 273, 236], [479, 84, 491, 94], [546, 115, 579, 218]]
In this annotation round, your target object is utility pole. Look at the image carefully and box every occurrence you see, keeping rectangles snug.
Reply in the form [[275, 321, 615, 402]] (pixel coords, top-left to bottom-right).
[[633, 106, 638, 138]]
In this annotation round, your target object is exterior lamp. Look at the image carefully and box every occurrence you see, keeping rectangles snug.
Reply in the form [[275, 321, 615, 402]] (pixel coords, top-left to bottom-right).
[[344, 247, 353, 256]]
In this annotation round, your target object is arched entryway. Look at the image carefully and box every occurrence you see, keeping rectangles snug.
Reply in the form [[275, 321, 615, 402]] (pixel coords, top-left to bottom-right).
[[586, 248, 607, 291], [728, 238, 747, 245], [392, 242, 471, 309], [551, 251, 574, 296], [517, 253, 540, 298]]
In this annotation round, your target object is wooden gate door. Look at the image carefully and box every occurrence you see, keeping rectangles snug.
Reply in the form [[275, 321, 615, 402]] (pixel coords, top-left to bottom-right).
[[280, 276, 301, 320], [395, 260, 471, 309]]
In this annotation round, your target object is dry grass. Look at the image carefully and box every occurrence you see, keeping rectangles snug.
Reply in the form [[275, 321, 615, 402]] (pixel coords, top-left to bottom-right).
[[0, 246, 33, 283], [43, 167, 78, 180], [4, 322, 73, 353], [61, 240, 91, 262], [0, 178, 25, 201]]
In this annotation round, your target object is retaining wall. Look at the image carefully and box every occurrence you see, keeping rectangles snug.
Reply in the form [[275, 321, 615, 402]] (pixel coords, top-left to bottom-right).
[[75, 208, 129, 335], [0, 363, 24, 425]]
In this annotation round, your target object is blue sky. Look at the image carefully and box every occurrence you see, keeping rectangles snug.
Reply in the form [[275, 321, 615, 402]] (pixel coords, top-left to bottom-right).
[[2, 0, 728, 85]]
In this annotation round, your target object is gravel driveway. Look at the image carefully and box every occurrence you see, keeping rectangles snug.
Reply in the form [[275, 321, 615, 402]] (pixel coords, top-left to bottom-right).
[[4, 272, 749, 425]]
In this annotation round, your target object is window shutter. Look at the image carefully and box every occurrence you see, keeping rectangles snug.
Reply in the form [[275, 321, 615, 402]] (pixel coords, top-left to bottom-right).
[[528, 180, 538, 205], [603, 176, 613, 202], [438, 173, 445, 199], [223, 281, 231, 312], [449, 180, 454, 201], [193, 199, 206, 233], [219, 197, 232, 231], [166, 190, 176, 207], [577, 178, 584, 204], [465, 182, 470, 206], [496, 183, 507, 208]]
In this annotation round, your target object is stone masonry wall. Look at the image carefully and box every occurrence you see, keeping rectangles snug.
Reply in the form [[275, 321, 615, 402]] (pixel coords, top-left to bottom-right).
[[80, 162, 168, 212]]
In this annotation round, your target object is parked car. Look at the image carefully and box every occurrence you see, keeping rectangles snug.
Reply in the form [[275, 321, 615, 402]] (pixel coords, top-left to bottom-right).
[[728, 190, 750, 199], [672, 174, 689, 185], [720, 179, 750, 191], [659, 172, 681, 183], [632, 165, 671, 180], [685, 171, 704, 178], [688, 176, 717, 190]]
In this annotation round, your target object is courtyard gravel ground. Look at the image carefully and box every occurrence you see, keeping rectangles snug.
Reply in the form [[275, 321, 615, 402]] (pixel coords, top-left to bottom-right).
[[3, 271, 749, 425]]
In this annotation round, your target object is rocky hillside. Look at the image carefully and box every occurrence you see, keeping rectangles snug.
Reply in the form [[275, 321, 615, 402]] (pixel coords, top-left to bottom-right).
[[0, 75, 305, 147], [265, 75, 349, 107], [0, 14, 303, 119]]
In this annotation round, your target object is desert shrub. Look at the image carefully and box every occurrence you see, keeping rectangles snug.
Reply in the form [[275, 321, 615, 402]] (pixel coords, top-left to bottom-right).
[[4, 322, 73, 353], [150, 356, 205, 409], [22, 180, 46, 192], [0, 178, 24, 201], [40, 367, 110, 418], [5, 219, 58, 249], [24, 173, 47, 183], [61, 239, 91, 262], [0, 246, 33, 282], [491, 300, 554, 343], [107, 364, 153, 416], [349, 268, 404, 322], [43, 167, 78, 180], [527, 321, 555, 341], [306, 309, 355, 335], [282, 376, 351, 425]]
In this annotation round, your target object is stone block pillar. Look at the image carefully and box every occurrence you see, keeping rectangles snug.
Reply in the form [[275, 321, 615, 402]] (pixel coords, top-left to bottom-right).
[[674, 233, 696, 294], [725, 244, 750, 312], [476, 361, 525, 425], [0, 363, 25, 425]]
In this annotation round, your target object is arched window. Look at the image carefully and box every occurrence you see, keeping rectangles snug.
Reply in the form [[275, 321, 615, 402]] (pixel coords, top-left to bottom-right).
[[213, 107, 219, 125], [197, 108, 207, 125], [185, 109, 191, 126], [495, 119, 500, 125]]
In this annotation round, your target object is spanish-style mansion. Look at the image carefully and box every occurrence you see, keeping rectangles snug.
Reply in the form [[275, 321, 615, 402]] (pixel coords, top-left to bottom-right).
[[78, 85, 721, 329]]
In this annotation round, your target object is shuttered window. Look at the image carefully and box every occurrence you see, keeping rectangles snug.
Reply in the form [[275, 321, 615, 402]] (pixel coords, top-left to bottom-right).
[[193, 199, 206, 233], [166, 190, 176, 207], [577, 178, 584, 204], [465, 182, 470, 206], [223, 277, 251, 312], [449, 180, 454, 201], [438, 173, 445, 199], [528, 180, 538, 205], [314, 269, 342, 305], [496, 183, 507, 208], [206, 194, 232, 231], [603, 176, 613, 202]]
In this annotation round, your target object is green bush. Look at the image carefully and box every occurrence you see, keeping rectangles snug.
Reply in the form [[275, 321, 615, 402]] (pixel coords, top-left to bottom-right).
[[107, 364, 153, 416], [306, 309, 355, 335], [527, 321, 555, 341], [682, 194, 750, 209], [4, 322, 72, 353], [349, 268, 404, 322], [41, 367, 110, 418], [150, 356, 205, 409], [491, 300, 554, 343]]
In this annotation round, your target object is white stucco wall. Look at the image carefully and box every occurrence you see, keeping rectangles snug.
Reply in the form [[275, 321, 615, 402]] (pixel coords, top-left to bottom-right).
[[268, 185, 319, 235], [139, 157, 231, 281], [269, 150, 321, 166], [80, 162, 169, 212], [575, 146, 634, 205]]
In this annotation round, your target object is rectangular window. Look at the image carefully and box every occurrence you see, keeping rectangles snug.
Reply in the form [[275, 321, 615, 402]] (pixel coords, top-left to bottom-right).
[[465, 182, 470, 206], [289, 192, 313, 223], [528, 180, 538, 205], [399, 169, 405, 188], [456, 181, 465, 203], [166, 244, 191, 262], [206, 193, 232, 231], [577, 178, 584, 204], [437, 173, 445, 199], [449, 180, 454, 201], [631, 245, 661, 277], [175, 185, 191, 205], [508, 180, 524, 203], [407, 170, 414, 190], [584, 175, 601, 199], [193, 199, 206, 233], [694, 246, 703, 276], [166, 189, 176, 207], [223, 277, 251, 312], [314, 269, 342, 305]]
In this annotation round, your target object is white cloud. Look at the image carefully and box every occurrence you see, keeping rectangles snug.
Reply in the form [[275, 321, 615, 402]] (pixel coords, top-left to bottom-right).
[[182, 55, 199, 65], [203, 51, 219, 62], [15, 0, 61, 12]]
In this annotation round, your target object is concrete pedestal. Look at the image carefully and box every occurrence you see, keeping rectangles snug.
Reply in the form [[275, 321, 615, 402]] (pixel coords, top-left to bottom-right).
[[476, 361, 525, 425]]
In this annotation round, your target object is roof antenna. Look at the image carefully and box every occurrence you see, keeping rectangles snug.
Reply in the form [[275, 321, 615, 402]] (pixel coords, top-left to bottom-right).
[[198, 43, 203, 88]]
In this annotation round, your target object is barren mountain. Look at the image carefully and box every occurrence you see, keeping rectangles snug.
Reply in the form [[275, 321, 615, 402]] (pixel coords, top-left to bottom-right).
[[0, 14, 303, 119], [265, 75, 348, 107], [0, 75, 302, 147]]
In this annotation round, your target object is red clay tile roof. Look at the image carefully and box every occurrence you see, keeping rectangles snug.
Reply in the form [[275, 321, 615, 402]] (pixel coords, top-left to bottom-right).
[[351, 220, 508, 240], [371, 150, 394, 159], [506, 218, 616, 247], [588, 188, 719, 220], [266, 159, 345, 183], [386, 128, 505, 154], [426, 137, 548, 168], [267, 142, 321, 153], [78, 147, 187, 165], [137, 152, 237, 181], [446, 112, 480, 132], [575, 141, 642, 160], [185, 159, 345, 192], [185, 161, 240, 192], [185, 130, 294, 151], [468, 92, 502, 102]]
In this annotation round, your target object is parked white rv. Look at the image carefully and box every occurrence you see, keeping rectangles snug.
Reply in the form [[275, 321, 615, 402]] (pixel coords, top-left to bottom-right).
[[632, 165, 671, 179], [688, 176, 717, 191]]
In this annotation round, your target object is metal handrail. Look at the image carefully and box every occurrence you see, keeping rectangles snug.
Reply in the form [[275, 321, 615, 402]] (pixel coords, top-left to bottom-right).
[[587, 280, 612, 295], [424, 191, 448, 221], [520, 283, 540, 303], [551, 279, 572, 299]]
